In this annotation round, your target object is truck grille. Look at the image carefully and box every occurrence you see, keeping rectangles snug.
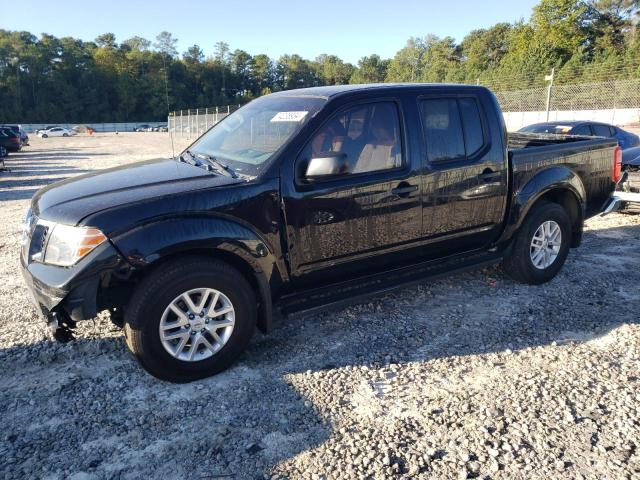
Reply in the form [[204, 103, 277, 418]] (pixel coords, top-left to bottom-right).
[[21, 210, 50, 264]]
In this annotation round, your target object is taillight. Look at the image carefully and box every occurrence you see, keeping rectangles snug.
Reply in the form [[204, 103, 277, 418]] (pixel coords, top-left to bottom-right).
[[613, 146, 622, 183], [11, 137, 19, 143]]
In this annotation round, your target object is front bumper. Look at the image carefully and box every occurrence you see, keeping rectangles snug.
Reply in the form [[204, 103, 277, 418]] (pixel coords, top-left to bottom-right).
[[20, 241, 133, 323]]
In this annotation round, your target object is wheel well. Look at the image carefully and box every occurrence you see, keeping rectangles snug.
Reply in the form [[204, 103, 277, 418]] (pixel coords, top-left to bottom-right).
[[121, 248, 272, 334], [537, 189, 583, 247]]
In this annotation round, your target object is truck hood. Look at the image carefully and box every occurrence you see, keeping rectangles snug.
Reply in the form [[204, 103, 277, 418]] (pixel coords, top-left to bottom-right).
[[32, 158, 243, 225]]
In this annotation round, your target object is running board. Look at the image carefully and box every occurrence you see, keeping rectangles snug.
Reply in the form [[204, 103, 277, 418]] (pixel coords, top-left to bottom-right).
[[276, 251, 503, 318]]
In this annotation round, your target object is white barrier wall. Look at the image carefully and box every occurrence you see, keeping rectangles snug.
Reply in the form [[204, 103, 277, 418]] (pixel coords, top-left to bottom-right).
[[503, 108, 640, 132]]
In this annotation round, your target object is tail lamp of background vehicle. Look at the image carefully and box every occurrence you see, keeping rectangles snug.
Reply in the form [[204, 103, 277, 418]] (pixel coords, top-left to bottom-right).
[[614, 146, 622, 183]]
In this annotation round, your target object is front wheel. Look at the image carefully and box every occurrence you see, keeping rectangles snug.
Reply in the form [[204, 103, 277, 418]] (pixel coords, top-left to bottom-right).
[[124, 257, 256, 382], [502, 201, 572, 285], [41, 134, 48, 138], [63, 133, 69, 137]]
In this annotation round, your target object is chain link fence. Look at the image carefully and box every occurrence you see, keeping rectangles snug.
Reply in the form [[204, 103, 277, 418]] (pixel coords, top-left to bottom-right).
[[169, 79, 640, 137], [495, 78, 640, 130], [495, 78, 640, 112], [168, 105, 242, 139]]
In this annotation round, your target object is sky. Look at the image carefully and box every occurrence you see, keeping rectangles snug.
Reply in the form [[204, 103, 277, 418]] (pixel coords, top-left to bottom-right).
[[9, 0, 541, 63]]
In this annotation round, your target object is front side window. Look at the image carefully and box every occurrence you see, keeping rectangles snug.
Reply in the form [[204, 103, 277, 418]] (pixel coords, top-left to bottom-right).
[[190, 95, 326, 177], [572, 125, 592, 136], [304, 102, 403, 176]]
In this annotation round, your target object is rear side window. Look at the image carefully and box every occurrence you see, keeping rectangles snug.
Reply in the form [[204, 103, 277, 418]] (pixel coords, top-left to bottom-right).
[[459, 98, 484, 156], [420, 99, 465, 162], [420, 97, 486, 163], [592, 124, 613, 137]]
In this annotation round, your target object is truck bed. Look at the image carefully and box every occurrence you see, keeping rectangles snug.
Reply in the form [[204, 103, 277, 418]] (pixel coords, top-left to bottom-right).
[[507, 132, 595, 149], [507, 132, 618, 218]]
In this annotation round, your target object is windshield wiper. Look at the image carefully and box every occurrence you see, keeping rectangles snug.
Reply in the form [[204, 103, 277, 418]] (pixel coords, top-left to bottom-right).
[[178, 150, 199, 166], [192, 152, 238, 178]]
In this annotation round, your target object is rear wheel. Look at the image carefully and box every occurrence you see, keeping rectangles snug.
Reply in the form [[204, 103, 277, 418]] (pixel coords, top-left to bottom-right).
[[502, 201, 572, 285], [124, 257, 256, 382], [42, 134, 48, 138], [63, 133, 69, 137]]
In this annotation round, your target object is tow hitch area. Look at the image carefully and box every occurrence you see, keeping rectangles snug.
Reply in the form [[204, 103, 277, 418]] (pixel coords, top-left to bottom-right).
[[48, 310, 77, 343]]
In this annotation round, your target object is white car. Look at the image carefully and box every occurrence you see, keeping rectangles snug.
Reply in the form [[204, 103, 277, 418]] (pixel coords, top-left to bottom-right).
[[38, 127, 76, 138]]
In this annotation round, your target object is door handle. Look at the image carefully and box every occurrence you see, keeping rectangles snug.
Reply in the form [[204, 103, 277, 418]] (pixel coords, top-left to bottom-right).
[[478, 169, 501, 182], [391, 184, 418, 197]]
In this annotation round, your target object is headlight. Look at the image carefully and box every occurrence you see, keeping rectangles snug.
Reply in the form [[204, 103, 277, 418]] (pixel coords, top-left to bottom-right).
[[42, 223, 107, 267]]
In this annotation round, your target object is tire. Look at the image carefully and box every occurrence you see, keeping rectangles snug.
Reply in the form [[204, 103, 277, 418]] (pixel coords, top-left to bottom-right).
[[0, 146, 6, 158], [502, 200, 572, 285], [124, 257, 256, 382], [63, 133, 69, 137], [42, 134, 48, 138]]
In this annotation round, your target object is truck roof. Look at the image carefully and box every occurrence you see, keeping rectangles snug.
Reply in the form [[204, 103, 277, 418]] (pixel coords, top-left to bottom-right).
[[269, 83, 487, 99]]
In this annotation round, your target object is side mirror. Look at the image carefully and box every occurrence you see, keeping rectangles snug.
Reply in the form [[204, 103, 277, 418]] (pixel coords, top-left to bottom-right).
[[305, 153, 349, 181]]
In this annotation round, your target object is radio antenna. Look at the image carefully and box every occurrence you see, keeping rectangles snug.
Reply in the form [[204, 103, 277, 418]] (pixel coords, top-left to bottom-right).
[[162, 54, 175, 159]]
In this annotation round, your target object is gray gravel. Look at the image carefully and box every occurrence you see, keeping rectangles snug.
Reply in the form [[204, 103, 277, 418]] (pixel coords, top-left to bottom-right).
[[1, 134, 639, 479]]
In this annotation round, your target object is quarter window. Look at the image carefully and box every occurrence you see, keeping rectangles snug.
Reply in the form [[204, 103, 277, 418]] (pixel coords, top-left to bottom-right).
[[304, 102, 403, 175]]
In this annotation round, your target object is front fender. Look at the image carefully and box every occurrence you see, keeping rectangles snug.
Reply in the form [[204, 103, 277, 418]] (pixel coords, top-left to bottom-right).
[[111, 215, 284, 332], [499, 166, 586, 244]]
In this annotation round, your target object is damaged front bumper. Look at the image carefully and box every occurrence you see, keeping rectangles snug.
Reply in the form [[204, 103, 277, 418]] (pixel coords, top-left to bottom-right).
[[602, 171, 640, 215], [20, 241, 133, 339]]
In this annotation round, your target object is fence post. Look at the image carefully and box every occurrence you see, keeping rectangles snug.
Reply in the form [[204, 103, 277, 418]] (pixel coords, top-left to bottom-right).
[[205, 107, 209, 131], [180, 110, 183, 138], [227, 105, 230, 114], [545, 68, 555, 122], [216, 106, 219, 124]]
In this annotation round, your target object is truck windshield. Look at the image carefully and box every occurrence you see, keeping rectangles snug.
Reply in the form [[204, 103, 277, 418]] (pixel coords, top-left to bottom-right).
[[188, 95, 326, 178]]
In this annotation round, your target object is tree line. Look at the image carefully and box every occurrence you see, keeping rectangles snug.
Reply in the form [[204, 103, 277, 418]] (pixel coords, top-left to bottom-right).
[[0, 0, 638, 123]]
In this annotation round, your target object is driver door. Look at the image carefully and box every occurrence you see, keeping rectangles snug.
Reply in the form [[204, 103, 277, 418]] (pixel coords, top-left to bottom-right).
[[281, 100, 423, 284]]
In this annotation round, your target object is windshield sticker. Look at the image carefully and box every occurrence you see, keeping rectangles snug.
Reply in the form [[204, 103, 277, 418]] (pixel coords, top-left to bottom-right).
[[271, 111, 308, 123]]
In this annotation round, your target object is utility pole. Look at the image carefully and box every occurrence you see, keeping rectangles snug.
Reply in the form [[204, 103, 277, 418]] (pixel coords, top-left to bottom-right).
[[545, 68, 555, 122], [13, 57, 21, 113]]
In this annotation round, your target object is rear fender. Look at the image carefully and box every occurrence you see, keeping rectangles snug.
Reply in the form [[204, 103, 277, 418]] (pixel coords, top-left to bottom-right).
[[499, 166, 586, 246]]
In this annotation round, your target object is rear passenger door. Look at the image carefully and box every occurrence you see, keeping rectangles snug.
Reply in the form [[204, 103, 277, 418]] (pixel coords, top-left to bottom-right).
[[418, 94, 508, 255]]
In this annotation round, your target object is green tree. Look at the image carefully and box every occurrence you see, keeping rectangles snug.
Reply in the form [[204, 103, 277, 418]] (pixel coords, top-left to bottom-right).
[[350, 54, 389, 83]]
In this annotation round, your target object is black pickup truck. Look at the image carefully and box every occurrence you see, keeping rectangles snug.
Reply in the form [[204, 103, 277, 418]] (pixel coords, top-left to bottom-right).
[[21, 84, 620, 381]]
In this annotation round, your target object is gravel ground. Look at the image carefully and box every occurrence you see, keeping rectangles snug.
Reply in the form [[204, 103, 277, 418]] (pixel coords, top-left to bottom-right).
[[1, 134, 639, 480]]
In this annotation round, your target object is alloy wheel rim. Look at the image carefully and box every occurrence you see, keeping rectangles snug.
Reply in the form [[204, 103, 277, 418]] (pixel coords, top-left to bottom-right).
[[530, 220, 562, 270], [159, 287, 235, 362]]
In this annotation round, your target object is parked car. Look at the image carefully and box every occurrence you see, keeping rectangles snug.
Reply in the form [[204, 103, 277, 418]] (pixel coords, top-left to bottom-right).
[[37, 127, 75, 138], [134, 124, 151, 132], [620, 146, 640, 197], [35, 125, 61, 135], [152, 124, 168, 132], [519, 121, 640, 150], [0, 127, 22, 152], [1, 124, 29, 146], [21, 84, 621, 381]]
